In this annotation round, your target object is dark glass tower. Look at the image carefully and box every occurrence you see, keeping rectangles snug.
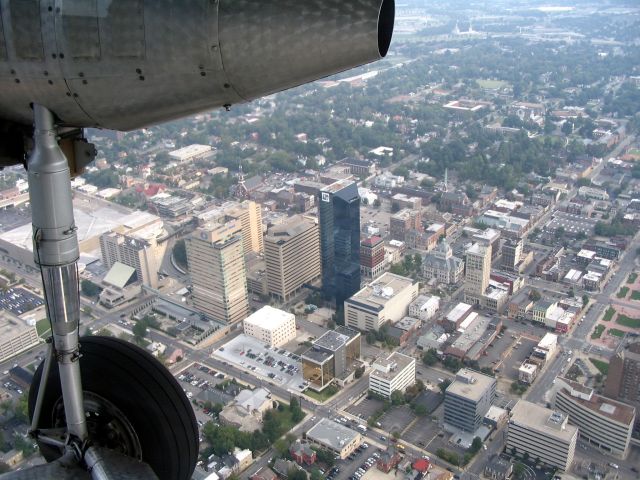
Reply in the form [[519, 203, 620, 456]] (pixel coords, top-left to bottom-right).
[[318, 180, 361, 306]]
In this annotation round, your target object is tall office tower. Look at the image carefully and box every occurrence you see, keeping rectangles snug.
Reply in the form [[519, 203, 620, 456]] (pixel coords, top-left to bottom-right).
[[502, 239, 523, 272], [185, 221, 249, 325], [464, 242, 491, 305], [604, 342, 640, 439], [318, 180, 361, 306], [224, 200, 264, 255], [360, 236, 385, 280], [264, 215, 321, 302], [99, 212, 167, 288]]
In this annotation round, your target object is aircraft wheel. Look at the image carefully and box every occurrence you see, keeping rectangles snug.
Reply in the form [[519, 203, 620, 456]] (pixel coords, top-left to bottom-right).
[[29, 336, 198, 480]]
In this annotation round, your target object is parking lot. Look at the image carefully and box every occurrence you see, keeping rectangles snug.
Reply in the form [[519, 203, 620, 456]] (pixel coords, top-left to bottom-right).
[[335, 442, 380, 480], [378, 405, 415, 435], [212, 334, 305, 392], [479, 331, 516, 368], [0, 287, 44, 316], [346, 396, 384, 420], [499, 338, 538, 381], [402, 411, 442, 449]]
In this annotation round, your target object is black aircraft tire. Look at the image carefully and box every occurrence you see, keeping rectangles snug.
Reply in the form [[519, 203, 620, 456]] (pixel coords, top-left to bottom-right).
[[28, 336, 198, 480]]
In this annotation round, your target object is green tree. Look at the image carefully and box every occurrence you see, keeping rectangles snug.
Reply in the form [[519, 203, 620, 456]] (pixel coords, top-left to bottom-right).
[[390, 390, 405, 405], [513, 462, 526, 480], [413, 253, 422, 271], [132, 321, 148, 344], [528, 289, 542, 302], [413, 404, 427, 416], [582, 294, 589, 308], [287, 470, 308, 480], [13, 394, 29, 423], [422, 348, 438, 366], [310, 469, 323, 480], [438, 379, 451, 393]]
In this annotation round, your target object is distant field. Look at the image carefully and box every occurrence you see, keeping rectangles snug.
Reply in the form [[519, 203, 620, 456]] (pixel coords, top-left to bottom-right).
[[476, 79, 509, 89], [603, 307, 616, 322], [627, 148, 640, 157], [616, 314, 640, 329], [589, 358, 609, 375], [608, 328, 626, 338]]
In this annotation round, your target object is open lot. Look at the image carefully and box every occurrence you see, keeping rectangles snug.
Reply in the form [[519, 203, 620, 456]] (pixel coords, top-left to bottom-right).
[[479, 331, 515, 368], [402, 411, 441, 449], [346, 396, 384, 420], [499, 338, 538, 381], [212, 334, 305, 393], [378, 405, 415, 435]]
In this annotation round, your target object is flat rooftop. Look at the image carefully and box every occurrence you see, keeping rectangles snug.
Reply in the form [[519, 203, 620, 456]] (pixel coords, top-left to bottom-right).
[[306, 418, 360, 450], [510, 400, 578, 443], [346, 273, 415, 313], [313, 326, 359, 352], [371, 352, 415, 381], [244, 306, 293, 331], [302, 347, 333, 364], [446, 368, 495, 402], [557, 377, 636, 426]]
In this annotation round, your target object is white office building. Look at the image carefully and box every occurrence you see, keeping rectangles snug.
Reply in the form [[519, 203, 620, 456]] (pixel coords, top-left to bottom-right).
[[369, 352, 416, 398], [243, 306, 296, 347], [507, 400, 577, 471]]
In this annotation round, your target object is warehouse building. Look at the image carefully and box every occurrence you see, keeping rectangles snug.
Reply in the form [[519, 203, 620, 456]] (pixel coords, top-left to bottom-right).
[[305, 419, 361, 459]]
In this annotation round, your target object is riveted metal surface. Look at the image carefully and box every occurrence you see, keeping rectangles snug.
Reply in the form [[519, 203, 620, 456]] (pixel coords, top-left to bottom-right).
[[9, 0, 44, 60], [0, 0, 393, 131], [0, 8, 7, 61], [218, 0, 384, 100], [62, 0, 101, 61]]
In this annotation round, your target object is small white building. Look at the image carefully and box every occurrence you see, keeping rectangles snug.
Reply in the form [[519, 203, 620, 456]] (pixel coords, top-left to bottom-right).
[[369, 352, 416, 398], [409, 295, 441, 321], [518, 362, 538, 384], [243, 306, 296, 347]]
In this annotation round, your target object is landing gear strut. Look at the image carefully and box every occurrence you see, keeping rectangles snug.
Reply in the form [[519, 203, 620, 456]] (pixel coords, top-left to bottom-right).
[[21, 106, 197, 480]]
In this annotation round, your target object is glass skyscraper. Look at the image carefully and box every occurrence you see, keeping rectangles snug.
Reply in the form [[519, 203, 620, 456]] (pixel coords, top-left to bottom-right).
[[318, 180, 361, 306]]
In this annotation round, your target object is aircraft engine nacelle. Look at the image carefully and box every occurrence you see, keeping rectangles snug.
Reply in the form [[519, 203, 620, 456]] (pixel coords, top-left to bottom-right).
[[0, 0, 394, 166]]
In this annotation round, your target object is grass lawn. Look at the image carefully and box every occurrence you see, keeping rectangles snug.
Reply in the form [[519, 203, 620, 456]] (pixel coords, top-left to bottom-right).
[[591, 325, 605, 339], [476, 79, 509, 89], [603, 307, 616, 322], [628, 273, 638, 284], [36, 318, 51, 337], [631, 291, 640, 301], [616, 314, 640, 329], [589, 358, 609, 375], [305, 386, 339, 403], [608, 328, 626, 337], [617, 287, 629, 299]]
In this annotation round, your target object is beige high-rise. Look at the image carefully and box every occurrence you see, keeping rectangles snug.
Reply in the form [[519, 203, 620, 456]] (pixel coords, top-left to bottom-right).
[[99, 212, 167, 288], [265, 215, 321, 301], [464, 242, 491, 305], [224, 201, 264, 255], [186, 221, 249, 325]]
